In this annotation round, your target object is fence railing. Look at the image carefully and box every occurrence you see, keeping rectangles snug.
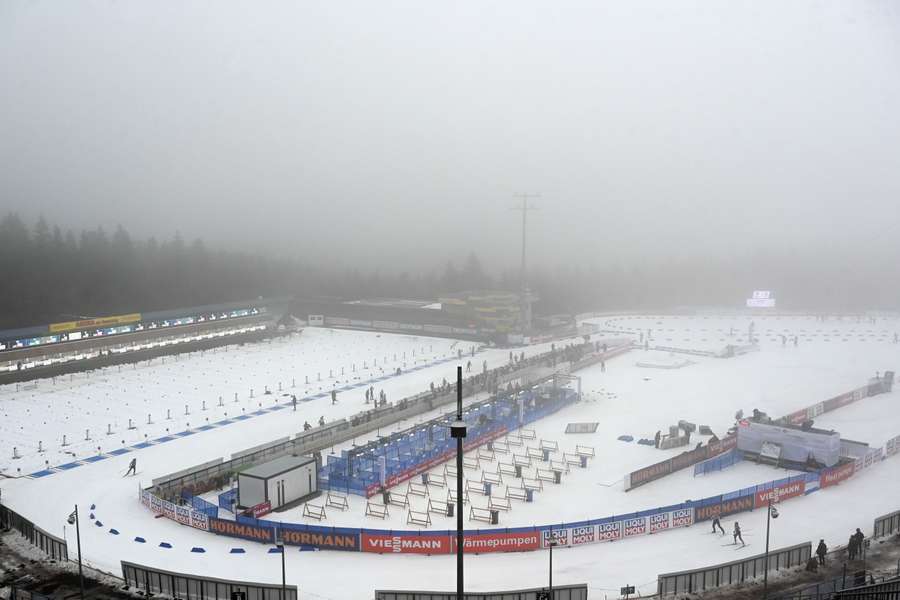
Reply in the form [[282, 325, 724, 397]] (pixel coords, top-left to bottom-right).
[[657, 542, 811, 597], [375, 584, 588, 600], [122, 560, 297, 600], [833, 577, 900, 599], [0, 501, 68, 561], [874, 509, 900, 539]]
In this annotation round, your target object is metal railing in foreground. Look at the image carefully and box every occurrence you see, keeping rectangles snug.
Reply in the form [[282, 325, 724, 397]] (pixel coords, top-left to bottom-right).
[[122, 560, 297, 600], [374, 583, 588, 600]]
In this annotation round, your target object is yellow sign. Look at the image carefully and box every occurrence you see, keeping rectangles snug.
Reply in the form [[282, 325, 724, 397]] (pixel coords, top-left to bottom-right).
[[49, 313, 141, 333]]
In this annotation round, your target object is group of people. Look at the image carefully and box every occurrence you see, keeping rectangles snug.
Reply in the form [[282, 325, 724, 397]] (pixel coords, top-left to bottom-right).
[[711, 517, 745, 546], [364, 386, 387, 406], [806, 528, 867, 572]]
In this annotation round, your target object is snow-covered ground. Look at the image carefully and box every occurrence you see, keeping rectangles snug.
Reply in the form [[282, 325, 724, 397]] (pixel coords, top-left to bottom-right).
[[1, 316, 899, 599]]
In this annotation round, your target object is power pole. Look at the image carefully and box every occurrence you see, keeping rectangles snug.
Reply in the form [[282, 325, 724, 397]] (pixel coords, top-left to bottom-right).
[[511, 194, 540, 334]]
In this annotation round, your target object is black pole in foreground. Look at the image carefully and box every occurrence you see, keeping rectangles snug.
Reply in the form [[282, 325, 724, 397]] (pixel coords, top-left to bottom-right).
[[763, 497, 772, 600], [74, 505, 85, 600], [451, 366, 467, 600]]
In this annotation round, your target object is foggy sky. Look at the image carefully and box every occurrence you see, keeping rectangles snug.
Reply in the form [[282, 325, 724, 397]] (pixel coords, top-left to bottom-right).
[[2, 0, 899, 272]]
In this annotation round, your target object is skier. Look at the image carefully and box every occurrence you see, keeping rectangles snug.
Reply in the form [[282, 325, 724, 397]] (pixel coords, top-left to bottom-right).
[[466, 360, 472, 373], [733, 522, 745, 546], [318, 415, 325, 427], [125, 457, 137, 476], [712, 516, 725, 535], [816, 539, 828, 565], [292, 395, 297, 411], [331, 389, 337, 405]]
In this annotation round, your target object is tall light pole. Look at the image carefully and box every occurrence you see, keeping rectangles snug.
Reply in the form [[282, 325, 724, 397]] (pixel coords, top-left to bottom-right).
[[511, 194, 539, 334], [450, 366, 467, 600], [763, 497, 779, 600], [67, 506, 85, 600], [548, 535, 557, 600], [272, 531, 286, 600]]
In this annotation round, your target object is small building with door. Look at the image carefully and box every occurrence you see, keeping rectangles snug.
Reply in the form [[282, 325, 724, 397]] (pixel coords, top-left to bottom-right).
[[237, 454, 318, 511]]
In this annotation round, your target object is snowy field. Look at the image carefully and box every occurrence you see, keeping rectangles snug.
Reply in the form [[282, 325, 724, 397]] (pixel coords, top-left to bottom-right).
[[1, 315, 899, 599]]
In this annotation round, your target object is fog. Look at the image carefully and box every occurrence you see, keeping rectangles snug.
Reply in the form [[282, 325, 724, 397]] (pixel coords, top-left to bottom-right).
[[2, 0, 899, 272]]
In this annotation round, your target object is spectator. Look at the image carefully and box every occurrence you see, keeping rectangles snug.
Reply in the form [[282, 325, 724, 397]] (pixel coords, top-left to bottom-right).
[[816, 540, 828, 565]]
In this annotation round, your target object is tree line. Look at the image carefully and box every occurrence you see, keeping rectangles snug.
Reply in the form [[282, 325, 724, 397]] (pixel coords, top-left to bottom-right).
[[0, 213, 896, 331]]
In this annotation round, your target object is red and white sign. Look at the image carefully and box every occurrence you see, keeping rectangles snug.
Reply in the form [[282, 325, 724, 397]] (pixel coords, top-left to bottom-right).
[[648, 512, 670, 533], [820, 462, 856, 488], [754, 480, 805, 508], [453, 531, 541, 553], [361, 533, 450, 554], [251, 501, 272, 518], [597, 521, 623, 541], [623, 517, 647, 537]]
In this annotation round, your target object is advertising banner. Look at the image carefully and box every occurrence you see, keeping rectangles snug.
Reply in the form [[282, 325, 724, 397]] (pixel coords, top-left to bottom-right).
[[626, 460, 672, 490], [820, 462, 856, 488], [280, 527, 359, 550], [671, 508, 694, 528], [49, 313, 141, 333], [453, 530, 541, 553], [648, 512, 671, 533], [175, 505, 192, 526], [597, 520, 623, 541], [208, 518, 275, 543], [754, 480, 805, 508], [622, 517, 647, 537], [694, 494, 754, 522], [361, 532, 450, 554], [189, 511, 209, 531], [251, 501, 272, 518], [541, 525, 597, 548]]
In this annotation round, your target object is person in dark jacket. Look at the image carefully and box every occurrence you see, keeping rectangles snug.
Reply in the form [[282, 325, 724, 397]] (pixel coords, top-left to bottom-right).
[[852, 529, 865, 559], [816, 539, 828, 565], [712, 517, 725, 535], [848, 534, 858, 560], [733, 522, 745, 546]]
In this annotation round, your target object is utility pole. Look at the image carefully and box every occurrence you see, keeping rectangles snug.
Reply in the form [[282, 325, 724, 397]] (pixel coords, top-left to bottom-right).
[[451, 367, 467, 600], [511, 194, 540, 334]]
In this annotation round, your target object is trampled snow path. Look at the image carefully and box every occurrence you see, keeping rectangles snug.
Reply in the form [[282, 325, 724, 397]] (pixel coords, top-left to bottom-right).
[[1, 317, 899, 599]]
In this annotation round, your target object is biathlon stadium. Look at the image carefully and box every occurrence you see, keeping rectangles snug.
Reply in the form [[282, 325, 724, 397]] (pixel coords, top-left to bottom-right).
[[2, 309, 900, 599]]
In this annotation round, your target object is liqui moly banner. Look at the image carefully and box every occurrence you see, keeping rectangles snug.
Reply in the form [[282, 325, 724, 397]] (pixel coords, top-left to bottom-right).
[[754, 480, 806, 508], [648, 512, 671, 533], [541, 525, 597, 548], [597, 520, 623, 541], [622, 517, 647, 537]]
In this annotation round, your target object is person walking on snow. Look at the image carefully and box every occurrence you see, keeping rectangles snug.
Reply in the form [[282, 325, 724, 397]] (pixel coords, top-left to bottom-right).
[[712, 517, 725, 535], [331, 389, 338, 404], [816, 539, 828, 565], [125, 457, 137, 476], [733, 522, 745, 546], [852, 528, 865, 558]]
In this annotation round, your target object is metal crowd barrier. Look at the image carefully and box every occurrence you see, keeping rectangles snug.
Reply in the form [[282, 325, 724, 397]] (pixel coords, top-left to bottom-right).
[[122, 561, 297, 600], [0, 501, 68, 561], [874, 509, 900, 539], [657, 542, 811, 597], [374, 583, 588, 600]]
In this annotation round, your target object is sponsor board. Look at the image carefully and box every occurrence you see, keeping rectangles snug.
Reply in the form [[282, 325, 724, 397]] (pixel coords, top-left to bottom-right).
[[786, 409, 808, 426], [648, 512, 670, 533], [189, 511, 209, 531], [280, 528, 359, 550], [208, 518, 275, 543], [622, 517, 647, 537], [694, 494, 754, 522], [597, 521, 623, 541], [820, 462, 855, 488], [362, 532, 450, 554], [754, 480, 805, 508], [671, 508, 694, 527], [708, 435, 737, 457], [541, 525, 597, 548], [49, 313, 141, 333], [175, 505, 192, 526], [251, 501, 272, 518], [453, 531, 541, 553], [626, 460, 672, 490]]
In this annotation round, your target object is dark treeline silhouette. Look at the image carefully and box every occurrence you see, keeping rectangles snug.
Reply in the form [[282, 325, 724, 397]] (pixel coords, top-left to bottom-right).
[[0, 213, 896, 330]]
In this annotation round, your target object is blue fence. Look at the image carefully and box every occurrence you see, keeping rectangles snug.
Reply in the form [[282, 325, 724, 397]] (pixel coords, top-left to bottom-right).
[[694, 448, 743, 476], [319, 384, 579, 496], [181, 491, 219, 518], [217, 489, 237, 513]]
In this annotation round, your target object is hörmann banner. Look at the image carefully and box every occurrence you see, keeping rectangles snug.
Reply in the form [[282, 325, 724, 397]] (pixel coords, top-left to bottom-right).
[[694, 494, 755, 522], [278, 526, 359, 550], [208, 518, 275, 544]]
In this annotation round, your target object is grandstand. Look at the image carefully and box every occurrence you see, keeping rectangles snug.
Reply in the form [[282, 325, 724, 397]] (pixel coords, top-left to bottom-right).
[[0, 297, 291, 382]]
